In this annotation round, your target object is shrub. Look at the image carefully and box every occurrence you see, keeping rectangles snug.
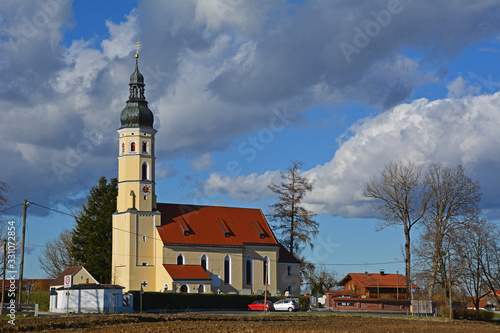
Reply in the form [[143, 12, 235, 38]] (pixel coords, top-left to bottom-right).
[[130, 292, 310, 312]]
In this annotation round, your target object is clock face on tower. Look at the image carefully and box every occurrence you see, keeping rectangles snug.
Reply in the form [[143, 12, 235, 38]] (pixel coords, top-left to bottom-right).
[[141, 184, 151, 196]]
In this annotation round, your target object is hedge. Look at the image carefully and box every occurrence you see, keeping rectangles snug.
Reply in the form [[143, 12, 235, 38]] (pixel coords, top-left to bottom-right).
[[130, 291, 309, 312]]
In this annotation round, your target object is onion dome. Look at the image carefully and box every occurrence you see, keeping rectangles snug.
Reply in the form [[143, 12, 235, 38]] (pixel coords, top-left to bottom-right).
[[119, 54, 154, 129]]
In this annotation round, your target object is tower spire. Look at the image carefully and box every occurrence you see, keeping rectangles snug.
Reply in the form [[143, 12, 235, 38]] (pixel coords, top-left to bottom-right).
[[135, 38, 141, 60], [119, 40, 154, 129]]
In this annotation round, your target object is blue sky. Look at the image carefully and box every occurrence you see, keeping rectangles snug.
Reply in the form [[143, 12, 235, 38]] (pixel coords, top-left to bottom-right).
[[1, 0, 500, 281]]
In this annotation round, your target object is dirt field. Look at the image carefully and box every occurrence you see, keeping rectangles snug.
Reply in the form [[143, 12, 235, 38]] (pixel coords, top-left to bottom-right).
[[1, 313, 499, 332]]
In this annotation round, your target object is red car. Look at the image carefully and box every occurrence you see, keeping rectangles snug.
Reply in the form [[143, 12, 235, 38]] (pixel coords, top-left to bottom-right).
[[247, 300, 274, 311]]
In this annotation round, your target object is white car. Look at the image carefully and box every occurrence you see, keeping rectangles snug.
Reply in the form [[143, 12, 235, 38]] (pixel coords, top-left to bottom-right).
[[273, 299, 298, 312]]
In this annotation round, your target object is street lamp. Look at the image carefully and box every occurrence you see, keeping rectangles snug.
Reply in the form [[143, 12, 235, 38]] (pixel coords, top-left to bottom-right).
[[140, 281, 147, 313]]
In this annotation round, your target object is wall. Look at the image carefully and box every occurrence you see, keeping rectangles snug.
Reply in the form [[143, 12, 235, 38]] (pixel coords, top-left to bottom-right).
[[277, 262, 301, 296], [326, 295, 411, 312], [162, 245, 280, 295], [50, 288, 134, 313]]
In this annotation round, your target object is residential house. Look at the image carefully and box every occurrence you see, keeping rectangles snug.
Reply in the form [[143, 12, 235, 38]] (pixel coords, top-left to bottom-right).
[[337, 271, 418, 299], [49, 266, 98, 295]]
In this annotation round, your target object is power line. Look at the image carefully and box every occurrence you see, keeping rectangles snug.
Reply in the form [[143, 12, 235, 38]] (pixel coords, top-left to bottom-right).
[[0, 203, 23, 214], [23, 202, 403, 268], [29, 202, 74, 218]]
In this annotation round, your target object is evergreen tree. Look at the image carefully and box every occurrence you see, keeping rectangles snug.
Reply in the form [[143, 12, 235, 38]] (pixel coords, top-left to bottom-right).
[[71, 177, 117, 284], [269, 161, 318, 256]]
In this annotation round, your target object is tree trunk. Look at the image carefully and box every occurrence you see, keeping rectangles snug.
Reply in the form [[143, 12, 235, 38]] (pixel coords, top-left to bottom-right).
[[404, 224, 411, 299]]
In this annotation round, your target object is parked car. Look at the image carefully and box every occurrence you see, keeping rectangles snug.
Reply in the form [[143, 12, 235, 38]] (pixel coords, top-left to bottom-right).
[[247, 300, 274, 311], [273, 299, 298, 312]]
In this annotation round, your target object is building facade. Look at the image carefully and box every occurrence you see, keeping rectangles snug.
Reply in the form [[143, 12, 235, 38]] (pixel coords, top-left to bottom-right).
[[112, 53, 300, 296]]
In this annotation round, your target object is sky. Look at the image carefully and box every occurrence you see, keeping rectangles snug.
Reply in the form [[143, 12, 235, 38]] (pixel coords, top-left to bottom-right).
[[1, 0, 500, 281]]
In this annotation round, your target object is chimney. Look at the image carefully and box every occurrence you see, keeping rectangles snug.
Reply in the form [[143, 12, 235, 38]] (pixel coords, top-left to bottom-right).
[[380, 269, 385, 275]]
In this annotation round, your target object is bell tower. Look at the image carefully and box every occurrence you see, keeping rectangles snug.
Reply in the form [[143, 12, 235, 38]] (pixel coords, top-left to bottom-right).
[[116, 50, 157, 212], [112, 43, 162, 291]]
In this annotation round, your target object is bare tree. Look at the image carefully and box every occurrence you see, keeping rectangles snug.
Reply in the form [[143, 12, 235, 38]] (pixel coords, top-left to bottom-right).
[[38, 229, 77, 278], [422, 164, 482, 301], [0, 180, 7, 211], [308, 265, 338, 295], [269, 161, 318, 257], [363, 160, 426, 298], [454, 220, 492, 317], [0, 180, 8, 279], [480, 223, 500, 308]]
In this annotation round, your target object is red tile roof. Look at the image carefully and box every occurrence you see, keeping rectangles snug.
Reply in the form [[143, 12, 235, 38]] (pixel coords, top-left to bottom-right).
[[157, 203, 278, 247], [278, 244, 301, 263], [49, 266, 83, 286], [338, 273, 419, 289], [163, 265, 211, 280], [467, 301, 492, 309]]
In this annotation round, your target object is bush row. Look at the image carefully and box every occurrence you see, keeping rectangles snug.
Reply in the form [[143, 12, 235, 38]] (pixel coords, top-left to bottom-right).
[[130, 291, 309, 312]]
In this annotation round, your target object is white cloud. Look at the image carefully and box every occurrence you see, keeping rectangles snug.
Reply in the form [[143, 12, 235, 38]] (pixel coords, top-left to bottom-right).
[[446, 76, 479, 98], [203, 171, 280, 202], [101, 12, 138, 60], [192, 153, 214, 170], [202, 91, 500, 218], [2, 0, 500, 214]]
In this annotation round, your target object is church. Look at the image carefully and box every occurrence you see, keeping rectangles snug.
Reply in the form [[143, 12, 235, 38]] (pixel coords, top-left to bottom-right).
[[112, 51, 301, 296]]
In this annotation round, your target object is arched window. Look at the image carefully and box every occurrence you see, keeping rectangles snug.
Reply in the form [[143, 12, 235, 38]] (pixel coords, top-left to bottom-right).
[[121, 142, 125, 154], [263, 256, 270, 285], [197, 284, 205, 293], [142, 141, 148, 153], [164, 283, 168, 292], [286, 285, 292, 294], [287, 266, 292, 276], [245, 255, 253, 285], [130, 141, 136, 152], [142, 162, 148, 180], [177, 253, 184, 265], [224, 255, 231, 285], [180, 284, 188, 293], [201, 254, 208, 271]]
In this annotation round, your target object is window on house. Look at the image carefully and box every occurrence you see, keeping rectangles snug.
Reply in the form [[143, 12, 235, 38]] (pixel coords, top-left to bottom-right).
[[224, 255, 231, 285], [287, 266, 292, 276], [177, 253, 184, 265], [198, 284, 205, 293], [142, 235, 147, 243], [142, 162, 148, 180], [121, 142, 125, 154], [130, 141, 136, 152], [142, 141, 148, 153], [201, 254, 208, 271], [246, 256, 253, 285]]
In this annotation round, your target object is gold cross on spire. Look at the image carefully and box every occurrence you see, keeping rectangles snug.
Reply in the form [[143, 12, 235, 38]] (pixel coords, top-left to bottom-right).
[[135, 38, 141, 58]]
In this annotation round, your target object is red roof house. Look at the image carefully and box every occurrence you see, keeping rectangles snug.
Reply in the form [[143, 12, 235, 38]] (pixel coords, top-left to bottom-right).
[[151, 204, 301, 296], [337, 272, 419, 299], [49, 266, 98, 291]]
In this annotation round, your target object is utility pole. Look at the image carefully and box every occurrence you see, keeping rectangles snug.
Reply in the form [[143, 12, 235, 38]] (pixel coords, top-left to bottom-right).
[[1, 239, 6, 315], [448, 251, 452, 320], [18, 199, 28, 304], [264, 257, 268, 313]]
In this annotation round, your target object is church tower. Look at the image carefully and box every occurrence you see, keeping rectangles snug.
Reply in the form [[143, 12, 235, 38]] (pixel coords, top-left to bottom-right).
[[112, 48, 162, 291]]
